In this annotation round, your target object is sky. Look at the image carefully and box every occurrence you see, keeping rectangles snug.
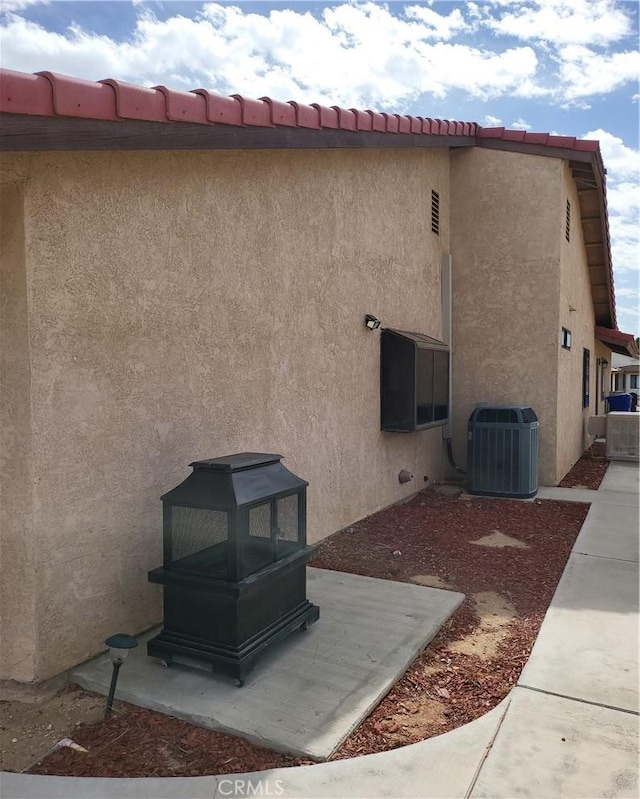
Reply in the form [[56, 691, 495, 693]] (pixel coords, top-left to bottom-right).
[[1, 0, 638, 335]]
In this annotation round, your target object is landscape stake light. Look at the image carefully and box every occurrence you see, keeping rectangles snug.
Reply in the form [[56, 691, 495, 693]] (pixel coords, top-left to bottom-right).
[[104, 633, 138, 714]]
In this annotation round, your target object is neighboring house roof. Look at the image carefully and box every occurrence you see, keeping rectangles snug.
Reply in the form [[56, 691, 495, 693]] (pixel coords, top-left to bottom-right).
[[596, 327, 639, 358], [0, 68, 619, 329], [612, 352, 640, 369]]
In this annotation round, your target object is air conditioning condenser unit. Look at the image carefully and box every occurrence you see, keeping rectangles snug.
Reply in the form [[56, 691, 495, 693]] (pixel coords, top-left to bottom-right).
[[605, 412, 639, 462]]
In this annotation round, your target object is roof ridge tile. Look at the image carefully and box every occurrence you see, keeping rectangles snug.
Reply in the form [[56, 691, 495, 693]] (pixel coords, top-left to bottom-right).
[[398, 115, 412, 134], [288, 101, 320, 129], [332, 106, 357, 131], [350, 108, 373, 132], [367, 109, 386, 132], [231, 94, 273, 127], [381, 112, 399, 133], [153, 85, 208, 124], [0, 69, 53, 116], [192, 89, 243, 125], [38, 71, 117, 120], [99, 78, 166, 122], [310, 103, 339, 129], [259, 97, 297, 127]]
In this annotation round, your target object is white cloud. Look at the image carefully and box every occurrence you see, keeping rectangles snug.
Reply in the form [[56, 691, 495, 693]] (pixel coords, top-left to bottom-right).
[[403, 5, 468, 40], [510, 118, 532, 130], [0, 3, 543, 107], [0, 0, 47, 13], [586, 128, 640, 181], [484, 114, 503, 125], [558, 45, 640, 100], [583, 130, 640, 292], [616, 287, 640, 300], [487, 0, 633, 47]]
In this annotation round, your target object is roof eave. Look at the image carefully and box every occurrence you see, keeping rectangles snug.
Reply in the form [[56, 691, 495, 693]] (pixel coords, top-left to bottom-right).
[[595, 326, 639, 357]]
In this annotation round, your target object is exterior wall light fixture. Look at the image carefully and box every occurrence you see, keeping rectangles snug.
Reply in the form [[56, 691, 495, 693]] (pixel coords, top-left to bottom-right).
[[104, 633, 138, 714], [365, 314, 381, 330]]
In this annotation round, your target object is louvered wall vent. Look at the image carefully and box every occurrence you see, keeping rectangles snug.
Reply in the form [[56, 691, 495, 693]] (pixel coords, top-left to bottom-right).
[[431, 190, 440, 235]]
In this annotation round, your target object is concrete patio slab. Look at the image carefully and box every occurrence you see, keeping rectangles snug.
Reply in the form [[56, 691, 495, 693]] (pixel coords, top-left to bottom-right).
[[1, 700, 509, 799], [572, 501, 639, 562], [71, 568, 464, 761], [518, 553, 639, 712], [470, 687, 639, 799], [600, 461, 640, 494]]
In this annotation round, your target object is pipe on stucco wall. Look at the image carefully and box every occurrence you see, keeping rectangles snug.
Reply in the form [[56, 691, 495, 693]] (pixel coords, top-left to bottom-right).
[[441, 253, 466, 474]]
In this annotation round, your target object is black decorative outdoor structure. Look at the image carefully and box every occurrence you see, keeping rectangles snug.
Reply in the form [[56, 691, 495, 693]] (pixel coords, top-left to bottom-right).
[[147, 453, 319, 685]]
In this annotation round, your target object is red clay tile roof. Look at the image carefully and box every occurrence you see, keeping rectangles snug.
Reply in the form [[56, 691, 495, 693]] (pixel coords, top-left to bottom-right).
[[0, 69, 481, 136], [0, 67, 618, 329], [478, 125, 600, 153]]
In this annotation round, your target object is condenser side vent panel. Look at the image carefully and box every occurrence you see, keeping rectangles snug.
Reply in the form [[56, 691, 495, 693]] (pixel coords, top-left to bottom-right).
[[606, 412, 639, 461]]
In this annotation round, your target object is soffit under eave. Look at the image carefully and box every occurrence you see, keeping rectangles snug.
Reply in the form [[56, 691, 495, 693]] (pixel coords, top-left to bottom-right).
[[571, 164, 615, 329], [604, 342, 635, 357]]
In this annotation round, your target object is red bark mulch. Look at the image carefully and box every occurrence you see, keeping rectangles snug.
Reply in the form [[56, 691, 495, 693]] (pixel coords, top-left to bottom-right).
[[28, 704, 306, 778], [26, 487, 591, 776], [313, 489, 589, 757], [558, 442, 609, 489]]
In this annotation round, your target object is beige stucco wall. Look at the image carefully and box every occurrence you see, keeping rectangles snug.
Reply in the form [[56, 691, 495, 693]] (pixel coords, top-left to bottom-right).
[[555, 163, 599, 482], [0, 182, 37, 682], [449, 148, 562, 485], [1, 148, 450, 682]]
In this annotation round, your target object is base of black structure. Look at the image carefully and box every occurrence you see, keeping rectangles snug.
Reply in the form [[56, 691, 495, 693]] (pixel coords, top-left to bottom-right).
[[148, 601, 319, 686], [467, 488, 538, 499], [147, 548, 319, 686]]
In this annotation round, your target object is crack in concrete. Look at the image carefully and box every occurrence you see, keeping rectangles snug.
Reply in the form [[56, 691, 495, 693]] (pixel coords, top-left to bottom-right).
[[517, 684, 639, 716]]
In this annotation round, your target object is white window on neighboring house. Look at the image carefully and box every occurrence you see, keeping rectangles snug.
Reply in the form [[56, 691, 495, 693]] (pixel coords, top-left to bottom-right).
[[631, 374, 639, 390]]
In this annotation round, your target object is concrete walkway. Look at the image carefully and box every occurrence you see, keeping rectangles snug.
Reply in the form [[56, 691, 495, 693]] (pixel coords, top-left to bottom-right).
[[3, 462, 639, 798]]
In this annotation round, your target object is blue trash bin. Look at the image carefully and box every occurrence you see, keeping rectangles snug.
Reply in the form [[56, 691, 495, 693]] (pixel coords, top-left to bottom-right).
[[606, 393, 632, 412]]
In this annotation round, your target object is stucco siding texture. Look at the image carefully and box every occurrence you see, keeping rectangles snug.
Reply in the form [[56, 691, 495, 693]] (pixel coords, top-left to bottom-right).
[[1, 148, 448, 681], [450, 148, 562, 486], [555, 164, 598, 482], [0, 181, 37, 682]]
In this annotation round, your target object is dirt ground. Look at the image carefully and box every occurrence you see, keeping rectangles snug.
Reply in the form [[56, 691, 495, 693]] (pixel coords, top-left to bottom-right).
[[0, 686, 104, 773], [3, 475, 592, 777]]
